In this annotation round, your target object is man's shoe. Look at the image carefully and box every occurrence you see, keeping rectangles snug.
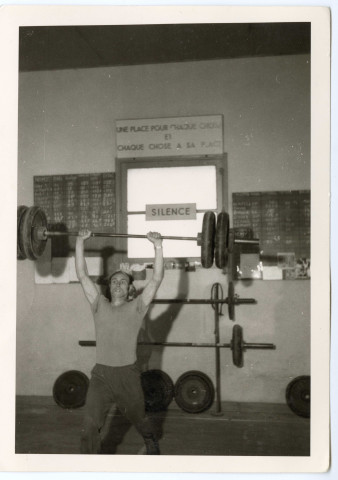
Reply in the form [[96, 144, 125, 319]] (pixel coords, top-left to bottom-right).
[[144, 437, 160, 455]]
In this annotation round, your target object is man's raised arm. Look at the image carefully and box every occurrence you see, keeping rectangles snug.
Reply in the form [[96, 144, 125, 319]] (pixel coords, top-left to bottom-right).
[[75, 229, 99, 305], [141, 232, 164, 307]]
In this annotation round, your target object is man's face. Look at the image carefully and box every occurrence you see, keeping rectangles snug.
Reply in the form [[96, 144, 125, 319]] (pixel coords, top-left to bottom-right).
[[110, 272, 130, 300]]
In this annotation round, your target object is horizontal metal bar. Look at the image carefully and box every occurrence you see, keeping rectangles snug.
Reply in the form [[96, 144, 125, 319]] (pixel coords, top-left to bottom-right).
[[138, 342, 232, 348], [244, 343, 276, 350], [234, 239, 259, 245], [78, 340, 275, 349], [78, 340, 231, 348], [152, 298, 256, 305], [34, 226, 258, 244], [152, 299, 228, 305], [43, 230, 198, 241], [235, 298, 257, 305]]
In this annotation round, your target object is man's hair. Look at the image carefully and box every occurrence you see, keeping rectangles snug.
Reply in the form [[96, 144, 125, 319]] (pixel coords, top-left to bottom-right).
[[108, 270, 133, 286]]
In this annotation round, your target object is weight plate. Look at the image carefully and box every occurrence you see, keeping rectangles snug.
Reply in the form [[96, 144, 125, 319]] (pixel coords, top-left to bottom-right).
[[210, 282, 224, 315], [201, 211, 216, 268], [231, 324, 244, 367], [53, 370, 89, 409], [22, 206, 48, 260], [228, 282, 235, 320], [286, 375, 310, 418], [141, 369, 174, 412], [215, 211, 229, 269], [17, 206, 28, 260], [174, 370, 214, 413]]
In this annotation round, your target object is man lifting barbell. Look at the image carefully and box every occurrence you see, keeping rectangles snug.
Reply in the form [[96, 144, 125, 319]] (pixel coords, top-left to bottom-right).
[[75, 228, 164, 455]]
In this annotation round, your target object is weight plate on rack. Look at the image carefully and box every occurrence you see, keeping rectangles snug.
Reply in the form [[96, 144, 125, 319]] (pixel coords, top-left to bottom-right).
[[286, 375, 310, 418], [17, 206, 28, 260], [174, 370, 214, 413], [231, 324, 244, 367], [53, 370, 89, 409], [228, 282, 235, 320], [141, 369, 174, 412]]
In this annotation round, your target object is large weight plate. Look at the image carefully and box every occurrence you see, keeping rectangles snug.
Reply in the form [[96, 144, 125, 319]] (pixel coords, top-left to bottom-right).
[[215, 211, 229, 269], [22, 206, 48, 260], [201, 211, 216, 268], [174, 370, 214, 413], [231, 324, 244, 367], [286, 375, 310, 418], [17, 206, 28, 260], [53, 370, 89, 409], [141, 369, 174, 412], [228, 282, 235, 320]]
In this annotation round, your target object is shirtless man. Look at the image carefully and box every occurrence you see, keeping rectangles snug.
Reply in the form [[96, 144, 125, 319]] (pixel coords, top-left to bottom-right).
[[75, 229, 164, 454]]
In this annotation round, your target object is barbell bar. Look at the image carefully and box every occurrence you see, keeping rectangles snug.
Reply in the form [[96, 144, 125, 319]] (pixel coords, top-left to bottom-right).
[[17, 205, 259, 266], [78, 325, 276, 368]]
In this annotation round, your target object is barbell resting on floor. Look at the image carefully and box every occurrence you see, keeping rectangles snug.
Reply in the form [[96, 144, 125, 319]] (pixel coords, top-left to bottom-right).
[[79, 325, 276, 368], [17, 205, 259, 267]]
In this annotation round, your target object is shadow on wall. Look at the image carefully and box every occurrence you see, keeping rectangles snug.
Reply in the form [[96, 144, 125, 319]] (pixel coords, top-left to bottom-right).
[[136, 261, 190, 372], [34, 230, 126, 280]]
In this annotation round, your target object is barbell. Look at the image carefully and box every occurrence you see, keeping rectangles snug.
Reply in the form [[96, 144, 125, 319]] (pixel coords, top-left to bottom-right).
[[79, 325, 276, 368], [17, 206, 259, 268], [152, 281, 256, 321]]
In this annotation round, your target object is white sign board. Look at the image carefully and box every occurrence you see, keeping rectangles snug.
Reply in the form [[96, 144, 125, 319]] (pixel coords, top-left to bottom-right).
[[116, 115, 223, 158], [145, 203, 196, 221]]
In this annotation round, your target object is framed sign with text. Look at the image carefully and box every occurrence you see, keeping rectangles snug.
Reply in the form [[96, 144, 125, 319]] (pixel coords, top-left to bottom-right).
[[116, 115, 223, 158]]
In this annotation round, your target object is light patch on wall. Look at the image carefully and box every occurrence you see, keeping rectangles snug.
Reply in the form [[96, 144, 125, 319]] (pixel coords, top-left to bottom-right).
[[127, 165, 217, 211]]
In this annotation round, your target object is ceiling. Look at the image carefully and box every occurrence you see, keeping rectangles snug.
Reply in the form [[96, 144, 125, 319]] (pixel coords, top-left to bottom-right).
[[19, 23, 310, 72]]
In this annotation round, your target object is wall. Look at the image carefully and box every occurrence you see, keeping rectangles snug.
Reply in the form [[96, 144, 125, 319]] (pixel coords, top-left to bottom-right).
[[17, 54, 310, 403]]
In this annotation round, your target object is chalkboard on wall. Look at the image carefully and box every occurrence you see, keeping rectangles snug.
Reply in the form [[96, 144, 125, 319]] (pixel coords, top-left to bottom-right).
[[232, 190, 310, 263], [34, 173, 116, 257]]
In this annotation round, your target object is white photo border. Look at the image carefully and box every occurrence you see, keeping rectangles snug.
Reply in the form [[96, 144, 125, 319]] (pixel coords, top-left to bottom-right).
[[0, 3, 331, 475]]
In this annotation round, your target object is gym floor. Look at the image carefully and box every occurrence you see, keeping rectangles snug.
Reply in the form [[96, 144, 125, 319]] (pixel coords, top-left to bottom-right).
[[15, 396, 310, 456]]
